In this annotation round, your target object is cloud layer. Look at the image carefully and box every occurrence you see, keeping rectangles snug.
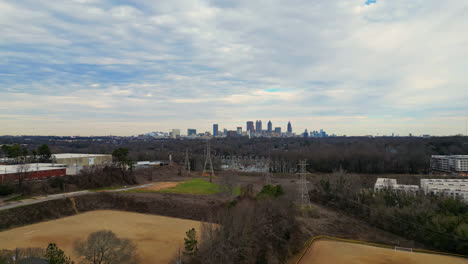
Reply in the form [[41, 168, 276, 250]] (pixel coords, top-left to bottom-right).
[[1, 0, 467, 136]]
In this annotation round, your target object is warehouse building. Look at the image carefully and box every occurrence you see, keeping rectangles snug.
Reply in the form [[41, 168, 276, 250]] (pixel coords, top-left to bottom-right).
[[0, 163, 67, 183], [431, 155, 468, 174], [52, 153, 112, 175], [374, 178, 419, 192]]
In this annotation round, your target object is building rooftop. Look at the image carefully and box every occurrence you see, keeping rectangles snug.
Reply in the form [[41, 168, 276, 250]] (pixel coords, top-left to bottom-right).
[[53, 153, 111, 159]]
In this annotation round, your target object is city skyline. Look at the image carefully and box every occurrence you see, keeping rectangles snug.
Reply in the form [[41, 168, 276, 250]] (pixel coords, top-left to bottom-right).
[[1, 1, 467, 136]]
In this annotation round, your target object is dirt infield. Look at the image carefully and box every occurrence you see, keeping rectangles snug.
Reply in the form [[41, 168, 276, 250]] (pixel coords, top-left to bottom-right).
[[138, 181, 179, 191], [0, 210, 202, 263], [300, 240, 467, 264]]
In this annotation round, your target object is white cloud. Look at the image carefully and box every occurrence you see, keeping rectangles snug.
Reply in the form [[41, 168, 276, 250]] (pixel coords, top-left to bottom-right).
[[0, 0, 467, 136]]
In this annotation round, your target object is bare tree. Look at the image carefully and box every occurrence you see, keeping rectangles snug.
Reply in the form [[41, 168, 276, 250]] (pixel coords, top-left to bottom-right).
[[74, 230, 138, 264], [16, 163, 31, 194]]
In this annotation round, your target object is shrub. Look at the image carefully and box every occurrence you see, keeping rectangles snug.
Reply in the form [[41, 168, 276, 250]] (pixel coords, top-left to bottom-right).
[[0, 184, 14, 196], [256, 184, 285, 199]]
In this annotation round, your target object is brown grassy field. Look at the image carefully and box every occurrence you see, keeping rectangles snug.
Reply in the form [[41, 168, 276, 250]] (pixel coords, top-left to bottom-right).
[[300, 240, 467, 264], [140, 181, 179, 191], [0, 210, 202, 263]]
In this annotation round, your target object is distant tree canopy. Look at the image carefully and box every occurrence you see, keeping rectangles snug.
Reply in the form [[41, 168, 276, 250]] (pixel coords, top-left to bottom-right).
[[1, 144, 22, 158], [37, 144, 52, 162], [112, 148, 131, 166], [1, 135, 467, 174]]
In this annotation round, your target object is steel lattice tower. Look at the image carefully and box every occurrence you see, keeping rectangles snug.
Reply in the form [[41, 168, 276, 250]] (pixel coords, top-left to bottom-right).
[[203, 141, 215, 182], [297, 160, 311, 208], [184, 148, 191, 175]]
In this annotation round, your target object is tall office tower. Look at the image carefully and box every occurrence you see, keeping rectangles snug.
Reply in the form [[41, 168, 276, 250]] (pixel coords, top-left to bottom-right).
[[237, 127, 242, 135], [247, 121, 255, 133], [223, 128, 227, 136], [255, 120, 262, 133], [303, 129, 309, 138], [187, 129, 196, 136], [213, 124, 218, 137], [274, 127, 281, 134], [267, 120, 272, 132], [287, 121, 292, 133]]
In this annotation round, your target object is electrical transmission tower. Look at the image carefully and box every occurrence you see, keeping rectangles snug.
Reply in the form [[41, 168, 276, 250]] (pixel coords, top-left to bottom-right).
[[184, 148, 191, 175], [264, 158, 272, 185], [202, 141, 215, 182], [297, 160, 311, 208]]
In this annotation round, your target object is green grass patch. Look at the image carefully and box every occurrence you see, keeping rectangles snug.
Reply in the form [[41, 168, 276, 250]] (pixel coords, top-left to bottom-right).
[[123, 179, 241, 195], [91, 186, 124, 192], [158, 179, 220, 195], [5, 195, 34, 202]]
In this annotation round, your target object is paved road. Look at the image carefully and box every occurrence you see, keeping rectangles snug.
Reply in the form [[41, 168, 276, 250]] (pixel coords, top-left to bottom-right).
[[0, 183, 154, 211]]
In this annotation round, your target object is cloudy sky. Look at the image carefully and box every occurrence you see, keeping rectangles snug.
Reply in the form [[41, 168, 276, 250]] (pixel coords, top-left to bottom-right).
[[1, 0, 467, 136]]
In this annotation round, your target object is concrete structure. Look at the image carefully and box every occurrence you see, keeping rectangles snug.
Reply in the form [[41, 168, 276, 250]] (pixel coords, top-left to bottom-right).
[[0, 163, 67, 183], [237, 127, 242, 136], [431, 155, 468, 174], [52, 153, 112, 175], [421, 179, 468, 201], [374, 178, 419, 193], [274, 127, 281, 134], [267, 120, 272, 132]]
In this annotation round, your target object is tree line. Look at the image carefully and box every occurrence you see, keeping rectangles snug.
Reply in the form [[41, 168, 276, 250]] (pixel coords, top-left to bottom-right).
[[0, 230, 138, 264], [311, 170, 468, 254]]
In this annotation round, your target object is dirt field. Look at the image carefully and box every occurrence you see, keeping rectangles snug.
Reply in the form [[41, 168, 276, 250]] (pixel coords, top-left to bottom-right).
[[139, 181, 179, 191], [0, 210, 202, 263], [300, 240, 467, 264]]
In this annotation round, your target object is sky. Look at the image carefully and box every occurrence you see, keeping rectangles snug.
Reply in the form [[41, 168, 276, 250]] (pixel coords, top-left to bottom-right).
[[0, 0, 467, 136]]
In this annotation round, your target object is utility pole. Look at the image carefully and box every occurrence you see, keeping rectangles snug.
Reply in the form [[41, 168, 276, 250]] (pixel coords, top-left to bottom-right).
[[184, 148, 191, 176], [202, 141, 215, 182], [297, 159, 311, 208]]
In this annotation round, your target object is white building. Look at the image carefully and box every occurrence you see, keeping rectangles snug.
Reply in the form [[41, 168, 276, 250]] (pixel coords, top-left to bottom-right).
[[171, 129, 181, 139], [431, 155, 468, 173], [421, 179, 468, 202], [52, 153, 112, 175], [374, 178, 419, 192]]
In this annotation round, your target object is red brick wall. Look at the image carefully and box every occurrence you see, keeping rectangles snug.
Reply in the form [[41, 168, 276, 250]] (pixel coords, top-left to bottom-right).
[[1, 168, 66, 182]]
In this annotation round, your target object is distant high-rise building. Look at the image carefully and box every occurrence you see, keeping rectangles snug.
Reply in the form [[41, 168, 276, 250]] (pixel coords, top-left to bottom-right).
[[226, 130, 237, 137], [187, 129, 196, 136], [223, 128, 227, 136], [247, 121, 254, 133], [287, 121, 292, 133], [171, 129, 181, 139], [256, 120, 262, 133], [274, 127, 281, 134], [267, 120, 272, 132], [303, 129, 309, 138], [237, 127, 242, 135], [213, 124, 218, 137]]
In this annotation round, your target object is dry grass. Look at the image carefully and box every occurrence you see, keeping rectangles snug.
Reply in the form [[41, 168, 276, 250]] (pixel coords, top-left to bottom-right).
[[300, 240, 467, 264], [0, 210, 202, 263]]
